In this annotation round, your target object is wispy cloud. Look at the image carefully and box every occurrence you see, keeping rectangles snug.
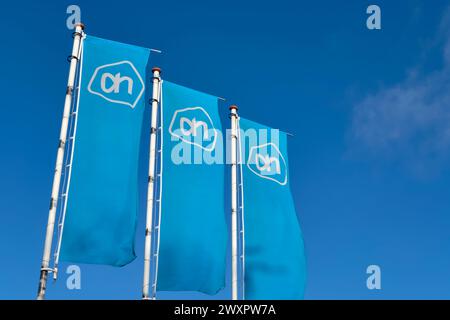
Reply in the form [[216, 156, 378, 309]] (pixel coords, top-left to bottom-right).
[[350, 7, 450, 176]]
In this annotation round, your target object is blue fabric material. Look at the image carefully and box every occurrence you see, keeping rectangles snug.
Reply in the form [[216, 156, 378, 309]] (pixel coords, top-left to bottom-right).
[[239, 117, 306, 299], [157, 81, 227, 294], [60, 36, 151, 266]]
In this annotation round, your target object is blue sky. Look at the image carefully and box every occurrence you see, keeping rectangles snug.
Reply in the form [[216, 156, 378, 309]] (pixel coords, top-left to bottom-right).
[[1, 0, 450, 299]]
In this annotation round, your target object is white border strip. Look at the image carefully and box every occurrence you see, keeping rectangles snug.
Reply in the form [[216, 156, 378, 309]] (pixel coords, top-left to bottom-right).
[[237, 117, 246, 299]]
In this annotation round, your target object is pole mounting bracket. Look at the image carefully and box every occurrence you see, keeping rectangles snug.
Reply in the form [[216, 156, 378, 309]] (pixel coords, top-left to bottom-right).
[[40, 267, 55, 273], [67, 55, 79, 62]]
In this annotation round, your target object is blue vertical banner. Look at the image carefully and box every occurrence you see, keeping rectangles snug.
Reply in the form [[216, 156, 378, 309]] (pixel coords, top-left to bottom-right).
[[158, 81, 227, 294], [60, 36, 151, 266], [239, 117, 307, 299]]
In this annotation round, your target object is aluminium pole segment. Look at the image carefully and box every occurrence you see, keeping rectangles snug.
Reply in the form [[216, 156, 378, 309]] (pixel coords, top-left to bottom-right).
[[37, 23, 85, 300], [236, 117, 246, 299], [142, 67, 162, 300], [230, 105, 239, 300]]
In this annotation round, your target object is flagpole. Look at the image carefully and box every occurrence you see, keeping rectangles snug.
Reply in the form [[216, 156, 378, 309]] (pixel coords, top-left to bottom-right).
[[37, 23, 85, 300], [230, 105, 239, 300], [142, 67, 162, 300]]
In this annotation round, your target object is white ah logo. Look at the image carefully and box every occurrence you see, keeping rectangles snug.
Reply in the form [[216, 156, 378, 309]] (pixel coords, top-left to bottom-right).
[[180, 117, 209, 139], [255, 154, 281, 174], [100, 72, 133, 94], [169, 106, 218, 152], [88, 60, 145, 109], [247, 143, 287, 186]]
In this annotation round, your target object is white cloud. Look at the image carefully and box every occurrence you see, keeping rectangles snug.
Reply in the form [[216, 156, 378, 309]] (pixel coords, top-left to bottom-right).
[[350, 7, 450, 175]]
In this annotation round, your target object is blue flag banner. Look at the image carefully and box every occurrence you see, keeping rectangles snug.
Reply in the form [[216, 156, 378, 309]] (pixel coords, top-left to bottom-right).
[[158, 81, 227, 294], [238, 117, 306, 299], [60, 36, 151, 266]]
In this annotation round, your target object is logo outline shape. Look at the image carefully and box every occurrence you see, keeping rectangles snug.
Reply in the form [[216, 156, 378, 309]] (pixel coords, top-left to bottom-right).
[[247, 142, 288, 186], [87, 60, 145, 109], [168, 106, 218, 152]]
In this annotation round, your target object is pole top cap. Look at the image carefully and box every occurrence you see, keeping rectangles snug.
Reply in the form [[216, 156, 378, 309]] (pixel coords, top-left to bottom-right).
[[229, 105, 238, 111], [152, 67, 161, 73], [75, 23, 85, 30]]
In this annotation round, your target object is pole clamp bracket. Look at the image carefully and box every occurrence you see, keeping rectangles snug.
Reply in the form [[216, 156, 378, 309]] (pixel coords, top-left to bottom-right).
[[67, 55, 79, 62], [49, 197, 55, 210], [72, 31, 83, 38]]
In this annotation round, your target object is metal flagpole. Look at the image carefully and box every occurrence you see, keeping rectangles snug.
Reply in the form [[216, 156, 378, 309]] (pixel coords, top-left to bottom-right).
[[52, 34, 85, 280], [151, 79, 164, 299], [230, 105, 239, 300], [37, 23, 85, 300], [142, 67, 162, 300]]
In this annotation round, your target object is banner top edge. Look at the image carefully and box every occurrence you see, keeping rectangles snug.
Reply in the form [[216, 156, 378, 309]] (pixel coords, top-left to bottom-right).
[[85, 34, 154, 54]]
